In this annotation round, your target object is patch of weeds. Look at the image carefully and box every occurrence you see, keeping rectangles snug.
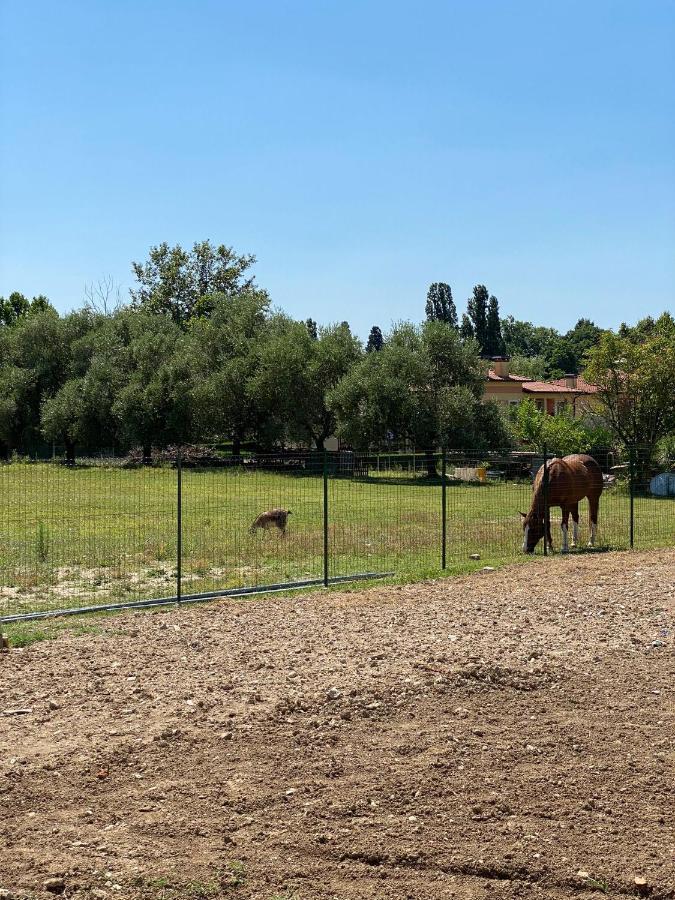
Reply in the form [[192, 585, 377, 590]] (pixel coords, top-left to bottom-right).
[[3, 624, 50, 648], [145, 876, 171, 890], [221, 861, 246, 890], [186, 880, 220, 898], [63, 623, 104, 637]]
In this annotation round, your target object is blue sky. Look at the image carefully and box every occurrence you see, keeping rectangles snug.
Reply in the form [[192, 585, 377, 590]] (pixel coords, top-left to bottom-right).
[[1, 1, 674, 339]]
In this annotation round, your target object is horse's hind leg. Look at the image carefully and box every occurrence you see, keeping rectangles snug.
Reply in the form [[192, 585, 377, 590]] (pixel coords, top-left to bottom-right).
[[571, 503, 579, 548], [588, 495, 599, 547], [560, 507, 570, 553]]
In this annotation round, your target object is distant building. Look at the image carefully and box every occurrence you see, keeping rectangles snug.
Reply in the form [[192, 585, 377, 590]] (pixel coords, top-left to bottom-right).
[[484, 356, 598, 417]]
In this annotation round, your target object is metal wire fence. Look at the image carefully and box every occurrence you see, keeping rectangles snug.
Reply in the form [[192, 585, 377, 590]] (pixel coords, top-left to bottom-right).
[[0, 448, 673, 621]]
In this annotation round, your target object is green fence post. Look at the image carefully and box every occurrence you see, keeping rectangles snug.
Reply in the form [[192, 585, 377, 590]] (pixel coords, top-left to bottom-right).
[[629, 445, 635, 549], [542, 444, 548, 556], [177, 449, 182, 602], [441, 450, 447, 570], [323, 450, 329, 587]]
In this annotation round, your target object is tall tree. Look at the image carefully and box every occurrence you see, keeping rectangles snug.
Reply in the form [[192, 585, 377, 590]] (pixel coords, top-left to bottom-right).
[[466, 285, 489, 354], [425, 283, 458, 327], [584, 312, 675, 477], [365, 325, 384, 352], [0, 292, 53, 327], [501, 316, 560, 359], [252, 321, 362, 450], [130, 240, 257, 325], [459, 313, 474, 341], [111, 311, 195, 460], [305, 318, 318, 340], [328, 321, 512, 474], [485, 294, 506, 356], [187, 290, 272, 455]]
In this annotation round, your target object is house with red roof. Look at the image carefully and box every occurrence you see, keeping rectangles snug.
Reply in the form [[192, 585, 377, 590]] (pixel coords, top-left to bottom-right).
[[484, 357, 599, 417]]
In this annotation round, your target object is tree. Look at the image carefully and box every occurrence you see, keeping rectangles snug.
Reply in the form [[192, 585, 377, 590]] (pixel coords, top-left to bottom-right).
[[365, 325, 384, 352], [465, 285, 489, 354], [425, 283, 458, 327], [514, 399, 611, 457], [305, 318, 318, 340], [508, 354, 548, 381], [459, 313, 474, 341], [187, 290, 272, 455], [0, 307, 96, 458], [565, 318, 604, 366], [252, 320, 362, 450], [584, 312, 675, 478], [501, 316, 559, 359], [130, 240, 257, 325], [0, 292, 53, 327], [111, 311, 195, 460], [485, 295, 506, 356], [328, 321, 512, 474]]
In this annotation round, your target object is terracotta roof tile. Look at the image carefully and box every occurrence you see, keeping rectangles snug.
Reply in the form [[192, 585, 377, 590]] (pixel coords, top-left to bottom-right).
[[487, 369, 529, 382], [522, 381, 573, 393], [549, 376, 599, 393]]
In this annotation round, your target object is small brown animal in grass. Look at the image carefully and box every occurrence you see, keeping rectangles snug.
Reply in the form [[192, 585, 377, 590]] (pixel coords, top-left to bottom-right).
[[249, 508, 292, 536]]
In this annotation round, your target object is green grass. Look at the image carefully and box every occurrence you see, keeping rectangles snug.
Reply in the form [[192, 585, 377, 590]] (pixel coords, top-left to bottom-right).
[[0, 462, 673, 617]]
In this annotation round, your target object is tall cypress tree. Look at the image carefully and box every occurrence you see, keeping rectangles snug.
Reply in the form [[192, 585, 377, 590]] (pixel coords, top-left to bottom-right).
[[305, 318, 318, 340], [485, 295, 506, 356], [460, 313, 474, 342], [366, 325, 384, 352], [466, 285, 489, 354], [425, 282, 458, 327]]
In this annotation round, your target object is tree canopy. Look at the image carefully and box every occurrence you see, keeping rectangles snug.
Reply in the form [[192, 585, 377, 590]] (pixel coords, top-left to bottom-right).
[[130, 240, 258, 325]]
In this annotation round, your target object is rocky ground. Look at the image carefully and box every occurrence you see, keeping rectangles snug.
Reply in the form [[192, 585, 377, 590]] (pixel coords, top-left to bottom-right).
[[1, 549, 674, 899]]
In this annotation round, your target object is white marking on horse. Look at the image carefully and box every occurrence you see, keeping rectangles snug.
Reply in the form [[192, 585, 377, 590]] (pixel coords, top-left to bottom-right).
[[522, 525, 529, 552]]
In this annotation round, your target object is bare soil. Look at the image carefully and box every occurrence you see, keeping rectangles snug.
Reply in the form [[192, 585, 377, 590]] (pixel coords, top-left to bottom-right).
[[1, 549, 674, 900]]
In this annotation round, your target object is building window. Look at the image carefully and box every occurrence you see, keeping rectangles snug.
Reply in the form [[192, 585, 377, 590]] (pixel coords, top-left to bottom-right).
[[556, 400, 569, 416], [534, 399, 545, 412]]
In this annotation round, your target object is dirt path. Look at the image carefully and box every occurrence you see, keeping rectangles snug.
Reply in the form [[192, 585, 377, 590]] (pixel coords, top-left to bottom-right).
[[1, 549, 674, 899]]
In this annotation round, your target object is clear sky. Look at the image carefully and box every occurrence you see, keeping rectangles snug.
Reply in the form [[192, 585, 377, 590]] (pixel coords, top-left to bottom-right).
[[1, 1, 674, 339]]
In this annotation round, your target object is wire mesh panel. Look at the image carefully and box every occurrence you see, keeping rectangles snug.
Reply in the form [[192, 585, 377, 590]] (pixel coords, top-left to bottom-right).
[[444, 450, 533, 561], [328, 452, 442, 579], [632, 448, 675, 549], [0, 458, 177, 617], [1, 446, 673, 622], [180, 453, 325, 594]]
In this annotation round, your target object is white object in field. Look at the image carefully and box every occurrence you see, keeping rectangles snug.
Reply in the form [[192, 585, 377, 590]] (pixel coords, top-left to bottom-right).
[[561, 523, 568, 552], [650, 472, 675, 497], [454, 466, 486, 483]]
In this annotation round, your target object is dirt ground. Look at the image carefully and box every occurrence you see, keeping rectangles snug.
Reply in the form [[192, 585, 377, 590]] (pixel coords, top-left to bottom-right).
[[1, 549, 674, 900]]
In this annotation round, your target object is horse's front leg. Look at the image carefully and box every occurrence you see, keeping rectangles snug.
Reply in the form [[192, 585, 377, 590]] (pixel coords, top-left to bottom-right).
[[546, 510, 554, 551]]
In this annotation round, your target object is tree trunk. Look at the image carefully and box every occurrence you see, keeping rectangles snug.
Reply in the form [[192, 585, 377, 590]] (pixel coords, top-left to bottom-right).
[[142, 443, 152, 466], [232, 434, 241, 458], [424, 449, 437, 478], [65, 439, 76, 467]]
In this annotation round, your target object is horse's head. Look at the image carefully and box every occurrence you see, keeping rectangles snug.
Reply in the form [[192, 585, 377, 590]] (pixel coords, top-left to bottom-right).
[[520, 511, 544, 553]]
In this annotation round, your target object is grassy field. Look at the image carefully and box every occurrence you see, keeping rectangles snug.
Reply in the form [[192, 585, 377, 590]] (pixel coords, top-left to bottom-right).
[[1, 461, 673, 617]]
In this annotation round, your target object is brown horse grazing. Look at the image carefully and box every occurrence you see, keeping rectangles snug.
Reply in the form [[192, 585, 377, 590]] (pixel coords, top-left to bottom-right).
[[250, 508, 292, 536], [520, 454, 603, 554]]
